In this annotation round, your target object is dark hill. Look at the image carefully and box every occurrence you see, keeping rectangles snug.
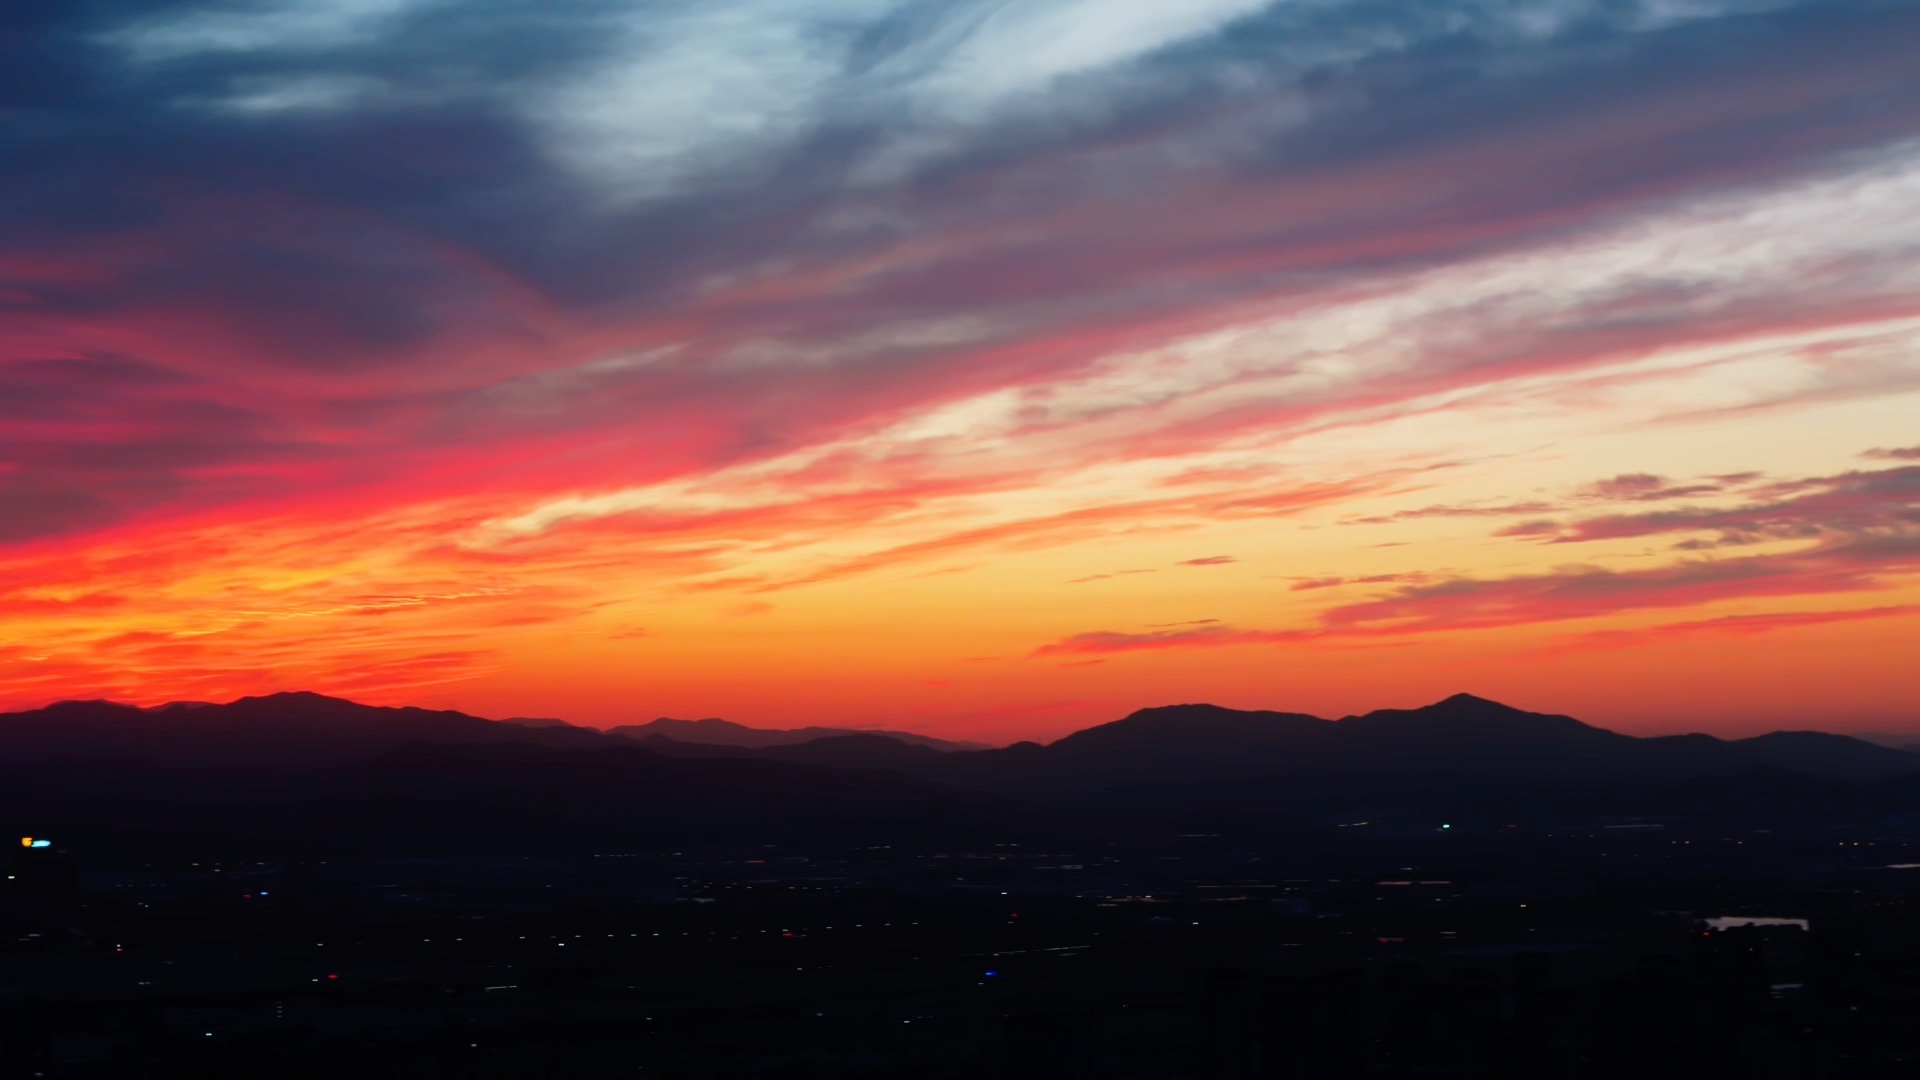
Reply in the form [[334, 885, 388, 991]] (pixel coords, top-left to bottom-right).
[[608, 716, 985, 752], [751, 733, 950, 769], [1335, 692, 1619, 743], [1047, 703, 1328, 755], [928, 694, 1918, 792], [0, 692, 611, 766], [2, 690, 1913, 852], [1323, 692, 1636, 775], [500, 716, 578, 729]]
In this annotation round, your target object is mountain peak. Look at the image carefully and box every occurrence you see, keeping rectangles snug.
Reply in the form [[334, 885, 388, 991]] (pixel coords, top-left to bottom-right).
[[1337, 694, 1619, 745], [1434, 692, 1508, 709], [1341, 693, 1540, 723], [1120, 703, 1260, 723], [608, 717, 982, 752], [235, 690, 359, 707], [1047, 703, 1329, 753], [0, 691, 606, 767]]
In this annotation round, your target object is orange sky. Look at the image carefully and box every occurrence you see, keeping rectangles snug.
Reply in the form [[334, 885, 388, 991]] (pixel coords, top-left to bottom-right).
[[5, 0, 1920, 743]]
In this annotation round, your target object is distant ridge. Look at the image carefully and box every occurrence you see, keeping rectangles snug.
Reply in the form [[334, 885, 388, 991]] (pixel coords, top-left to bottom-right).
[[0, 689, 1916, 858], [500, 716, 579, 729], [0, 690, 1910, 783], [0, 691, 612, 766], [609, 716, 987, 753], [938, 691, 1920, 788], [0, 692, 983, 767]]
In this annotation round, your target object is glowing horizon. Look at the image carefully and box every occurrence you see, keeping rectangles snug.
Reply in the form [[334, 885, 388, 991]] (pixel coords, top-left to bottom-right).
[[4, 1, 1920, 744]]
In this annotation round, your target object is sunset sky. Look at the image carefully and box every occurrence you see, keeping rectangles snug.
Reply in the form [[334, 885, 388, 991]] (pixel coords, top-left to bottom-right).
[[4, 0, 1920, 743]]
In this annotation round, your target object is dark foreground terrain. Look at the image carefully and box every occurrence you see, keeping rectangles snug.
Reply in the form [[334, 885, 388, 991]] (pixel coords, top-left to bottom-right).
[[6, 692, 1920, 1077], [12, 827, 1920, 1077]]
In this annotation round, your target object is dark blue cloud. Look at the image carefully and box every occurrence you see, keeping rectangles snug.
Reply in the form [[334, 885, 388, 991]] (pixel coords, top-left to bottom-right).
[[8, 0, 1917, 324]]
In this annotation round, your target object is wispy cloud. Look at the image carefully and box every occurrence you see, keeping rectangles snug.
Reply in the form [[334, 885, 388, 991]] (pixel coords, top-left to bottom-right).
[[1034, 623, 1306, 657], [1349, 502, 1559, 525], [1040, 458, 1920, 653], [1540, 464, 1920, 547], [1560, 605, 1920, 650], [1576, 473, 1726, 501]]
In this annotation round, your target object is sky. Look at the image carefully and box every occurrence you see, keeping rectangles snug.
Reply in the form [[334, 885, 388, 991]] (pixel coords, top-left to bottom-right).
[[3, 0, 1920, 743]]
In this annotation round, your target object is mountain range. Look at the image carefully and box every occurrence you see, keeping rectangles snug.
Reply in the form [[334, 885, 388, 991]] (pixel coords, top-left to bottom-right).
[[4, 690, 1913, 781], [928, 694, 1918, 789], [606, 716, 987, 752], [4, 690, 1916, 857]]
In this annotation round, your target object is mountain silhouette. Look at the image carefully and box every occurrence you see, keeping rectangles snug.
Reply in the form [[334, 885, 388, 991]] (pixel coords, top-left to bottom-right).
[[1047, 703, 1329, 754], [3, 690, 1915, 857], [500, 715, 579, 729], [0, 691, 612, 766], [746, 732, 951, 769], [4, 691, 1911, 783], [609, 716, 985, 752], [1338, 692, 1612, 739], [0, 693, 1021, 859], [1322, 692, 1635, 775], [925, 692, 1918, 792]]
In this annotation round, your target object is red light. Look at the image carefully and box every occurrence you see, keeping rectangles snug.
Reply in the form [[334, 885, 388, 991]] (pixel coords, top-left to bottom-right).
[[782, 932, 794, 938], [327, 974, 339, 980]]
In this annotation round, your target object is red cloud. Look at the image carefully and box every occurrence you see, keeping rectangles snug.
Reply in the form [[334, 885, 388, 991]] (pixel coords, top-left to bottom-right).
[[1038, 461, 1920, 654], [1033, 624, 1309, 656], [1564, 605, 1920, 650]]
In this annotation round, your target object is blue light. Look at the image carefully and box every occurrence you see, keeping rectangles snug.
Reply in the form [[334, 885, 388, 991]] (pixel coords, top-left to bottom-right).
[[984, 971, 997, 977], [28, 840, 49, 848]]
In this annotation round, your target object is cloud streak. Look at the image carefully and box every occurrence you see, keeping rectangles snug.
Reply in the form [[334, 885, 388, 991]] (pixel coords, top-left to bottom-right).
[[1037, 460, 1920, 656]]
